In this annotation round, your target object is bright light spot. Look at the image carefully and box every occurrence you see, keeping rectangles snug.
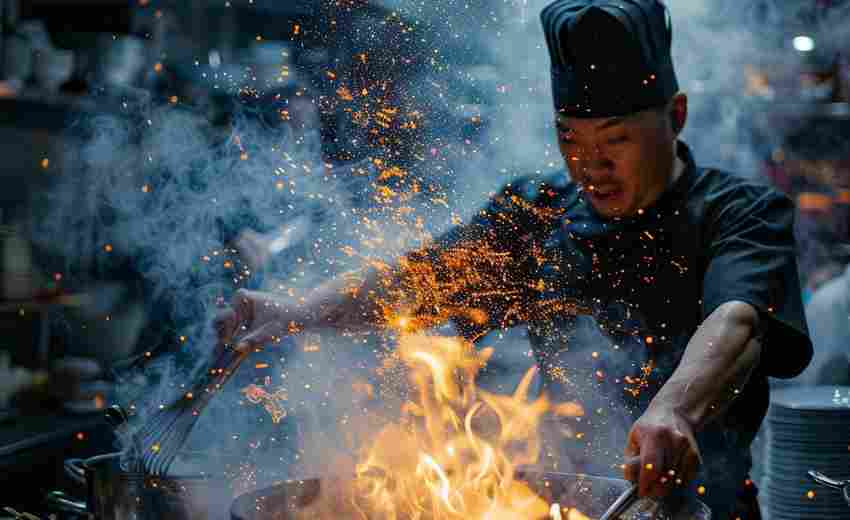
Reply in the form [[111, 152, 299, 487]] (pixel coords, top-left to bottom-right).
[[793, 35, 815, 52], [697, 485, 706, 495], [807, 490, 815, 499]]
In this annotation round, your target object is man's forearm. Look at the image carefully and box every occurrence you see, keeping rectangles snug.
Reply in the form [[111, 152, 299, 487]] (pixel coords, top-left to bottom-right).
[[650, 301, 763, 432], [291, 267, 390, 332]]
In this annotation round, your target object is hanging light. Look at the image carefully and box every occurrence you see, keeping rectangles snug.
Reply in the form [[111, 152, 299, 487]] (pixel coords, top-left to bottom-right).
[[793, 35, 816, 52]]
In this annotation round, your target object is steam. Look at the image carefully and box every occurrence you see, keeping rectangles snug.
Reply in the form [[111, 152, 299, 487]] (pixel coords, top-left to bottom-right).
[[28, 87, 370, 447]]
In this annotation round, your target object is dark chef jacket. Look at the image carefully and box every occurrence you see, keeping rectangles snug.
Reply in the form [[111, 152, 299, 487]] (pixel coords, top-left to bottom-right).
[[412, 141, 812, 515]]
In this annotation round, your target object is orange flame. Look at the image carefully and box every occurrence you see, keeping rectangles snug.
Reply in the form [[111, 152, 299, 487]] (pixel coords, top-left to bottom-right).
[[353, 332, 584, 520]]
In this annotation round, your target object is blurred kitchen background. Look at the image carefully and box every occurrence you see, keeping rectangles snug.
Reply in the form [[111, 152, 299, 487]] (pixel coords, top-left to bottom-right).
[[0, 0, 848, 516]]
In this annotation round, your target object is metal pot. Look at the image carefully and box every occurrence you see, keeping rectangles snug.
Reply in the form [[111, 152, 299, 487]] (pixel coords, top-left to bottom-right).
[[46, 451, 235, 520]]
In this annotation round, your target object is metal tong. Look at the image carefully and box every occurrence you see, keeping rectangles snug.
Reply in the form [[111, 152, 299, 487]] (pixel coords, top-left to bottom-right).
[[599, 482, 639, 520], [600, 455, 680, 520]]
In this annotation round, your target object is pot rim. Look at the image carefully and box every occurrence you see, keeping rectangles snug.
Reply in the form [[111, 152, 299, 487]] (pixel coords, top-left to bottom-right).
[[73, 451, 241, 481]]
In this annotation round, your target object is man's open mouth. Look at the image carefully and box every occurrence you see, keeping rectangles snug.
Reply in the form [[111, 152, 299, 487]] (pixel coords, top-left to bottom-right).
[[586, 185, 622, 202]]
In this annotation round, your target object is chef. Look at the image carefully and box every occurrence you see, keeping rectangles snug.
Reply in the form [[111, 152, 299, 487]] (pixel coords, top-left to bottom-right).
[[216, 1, 812, 517]]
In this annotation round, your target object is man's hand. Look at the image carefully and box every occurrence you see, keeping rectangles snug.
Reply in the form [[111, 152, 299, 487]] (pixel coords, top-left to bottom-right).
[[214, 289, 292, 351], [624, 403, 702, 498], [623, 301, 761, 499]]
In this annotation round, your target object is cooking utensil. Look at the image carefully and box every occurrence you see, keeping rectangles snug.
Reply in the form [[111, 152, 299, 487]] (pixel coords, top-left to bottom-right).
[[130, 343, 250, 476], [131, 211, 307, 475], [808, 469, 850, 506], [599, 483, 638, 520], [597, 454, 690, 520], [597, 454, 642, 520], [131, 311, 287, 476]]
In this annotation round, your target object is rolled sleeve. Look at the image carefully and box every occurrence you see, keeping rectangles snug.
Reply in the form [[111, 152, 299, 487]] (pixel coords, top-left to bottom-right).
[[701, 188, 813, 378]]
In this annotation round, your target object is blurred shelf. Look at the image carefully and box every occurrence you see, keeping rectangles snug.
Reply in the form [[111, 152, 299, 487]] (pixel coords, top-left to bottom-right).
[[0, 89, 145, 132]]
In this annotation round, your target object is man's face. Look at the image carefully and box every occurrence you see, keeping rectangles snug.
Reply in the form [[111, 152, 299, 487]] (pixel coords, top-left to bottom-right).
[[556, 105, 678, 218]]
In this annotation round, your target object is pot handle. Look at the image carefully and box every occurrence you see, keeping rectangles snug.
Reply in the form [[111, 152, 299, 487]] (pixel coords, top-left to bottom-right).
[[809, 470, 847, 490], [45, 490, 90, 516], [64, 458, 87, 485]]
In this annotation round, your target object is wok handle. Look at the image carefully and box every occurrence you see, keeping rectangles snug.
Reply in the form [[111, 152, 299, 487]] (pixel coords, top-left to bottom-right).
[[64, 458, 87, 486]]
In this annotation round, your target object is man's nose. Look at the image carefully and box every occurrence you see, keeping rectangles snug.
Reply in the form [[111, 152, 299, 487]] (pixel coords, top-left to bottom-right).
[[586, 145, 614, 167], [576, 148, 614, 175]]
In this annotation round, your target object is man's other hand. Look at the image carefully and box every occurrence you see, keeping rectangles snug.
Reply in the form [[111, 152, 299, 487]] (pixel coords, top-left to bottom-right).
[[213, 289, 291, 351], [624, 403, 702, 498]]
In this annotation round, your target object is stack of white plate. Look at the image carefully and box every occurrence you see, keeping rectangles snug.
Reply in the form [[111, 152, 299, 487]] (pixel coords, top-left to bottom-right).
[[763, 386, 850, 519]]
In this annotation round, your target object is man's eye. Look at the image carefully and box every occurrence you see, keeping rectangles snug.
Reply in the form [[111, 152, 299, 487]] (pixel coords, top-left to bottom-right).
[[608, 135, 629, 144], [558, 133, 576, 144]]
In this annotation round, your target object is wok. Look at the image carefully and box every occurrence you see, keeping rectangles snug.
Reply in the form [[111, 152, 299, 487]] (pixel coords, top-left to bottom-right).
[[230, 470, 712, 520]]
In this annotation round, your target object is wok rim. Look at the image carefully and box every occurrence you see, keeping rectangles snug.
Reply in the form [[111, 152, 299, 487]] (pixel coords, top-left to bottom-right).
[[230, 471, 713, 520], [229, 471, 634, 520]]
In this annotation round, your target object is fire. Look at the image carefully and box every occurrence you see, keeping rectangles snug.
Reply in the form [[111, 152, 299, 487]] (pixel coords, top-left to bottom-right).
[[352, 332, 585, 520]]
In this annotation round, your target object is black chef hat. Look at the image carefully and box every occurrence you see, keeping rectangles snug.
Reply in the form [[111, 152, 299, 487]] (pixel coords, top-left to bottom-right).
[[540, 0, 679, 118]]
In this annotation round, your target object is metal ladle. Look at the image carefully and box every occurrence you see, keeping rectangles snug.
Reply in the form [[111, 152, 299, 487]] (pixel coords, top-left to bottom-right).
[[808, 470, 850, 506]]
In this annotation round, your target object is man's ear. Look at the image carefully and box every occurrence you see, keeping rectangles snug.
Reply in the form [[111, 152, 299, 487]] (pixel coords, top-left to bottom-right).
[[669, 92, 688, 136]]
